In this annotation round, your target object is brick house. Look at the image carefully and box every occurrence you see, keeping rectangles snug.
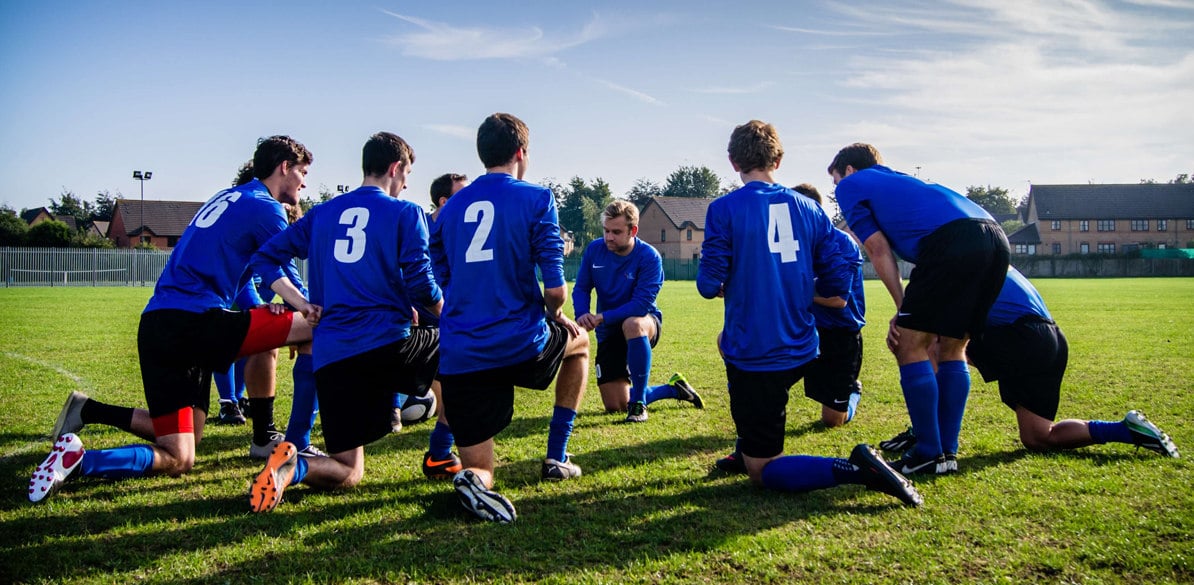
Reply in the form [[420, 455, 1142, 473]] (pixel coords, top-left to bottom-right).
[[638, 196, 713, 260], [20, 207, 78, 230], [1012, 183, 1194, 255], [110, 199, 203, 249]]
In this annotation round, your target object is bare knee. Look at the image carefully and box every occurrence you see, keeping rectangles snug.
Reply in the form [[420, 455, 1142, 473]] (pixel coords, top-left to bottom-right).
[[158, 452, 195, 477], [1020, 429, 1052, 452]]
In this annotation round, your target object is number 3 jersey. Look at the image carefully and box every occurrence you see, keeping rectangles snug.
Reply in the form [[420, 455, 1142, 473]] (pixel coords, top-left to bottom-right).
[[145, 179, 289, 315], [250, 186, 441, 370], [697, 181, 851, 371], [430, 173, 566, 375]]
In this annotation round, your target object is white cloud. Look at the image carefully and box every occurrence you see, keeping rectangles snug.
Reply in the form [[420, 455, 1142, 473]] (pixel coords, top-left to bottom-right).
[[422, 124, 474, 140], [381, 10, 606, 61], [594, 79, 664, 105], [693, 81, 775, 95]]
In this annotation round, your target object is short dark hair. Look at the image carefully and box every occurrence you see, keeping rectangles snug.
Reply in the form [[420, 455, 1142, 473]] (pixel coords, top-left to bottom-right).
[[430, 173, 467, 207], [477, 113, 529, 168], [232, 160, 255, 187], [792, 183, 822, 205], [727, 120, 784, 174], [252, 135, 313, 180], [827, 143, 882, 177], [362, 132, 415, 177]]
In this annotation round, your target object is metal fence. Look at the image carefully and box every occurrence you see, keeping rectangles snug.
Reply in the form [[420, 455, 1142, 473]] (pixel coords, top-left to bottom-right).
[[1, 247, 172, 287]]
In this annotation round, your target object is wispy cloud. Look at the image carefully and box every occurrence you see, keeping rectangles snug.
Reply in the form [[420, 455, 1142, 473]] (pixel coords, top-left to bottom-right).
[[382, 10, 605, 61], [595, 79, 664, 105], [422, 124, 474, 140], [693, 81, 774, 95]]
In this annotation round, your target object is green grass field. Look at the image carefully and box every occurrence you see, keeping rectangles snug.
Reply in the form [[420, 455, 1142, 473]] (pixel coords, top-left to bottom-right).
[[1, 279, 1192, 584]]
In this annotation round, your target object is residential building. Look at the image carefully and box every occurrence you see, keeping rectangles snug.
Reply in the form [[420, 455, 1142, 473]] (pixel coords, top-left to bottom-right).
[[110, 199, 203, 249], [638, 196, 713, 260], [1013, 183, 1194, 255]]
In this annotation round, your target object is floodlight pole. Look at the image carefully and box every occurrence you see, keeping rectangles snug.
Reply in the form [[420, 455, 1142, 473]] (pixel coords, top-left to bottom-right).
[[133, 170, 153, 246]]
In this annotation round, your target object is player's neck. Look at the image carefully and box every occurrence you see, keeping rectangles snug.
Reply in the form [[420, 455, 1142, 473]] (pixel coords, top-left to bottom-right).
[[739, 169, 777, 185], [486, 160, 524, 180]]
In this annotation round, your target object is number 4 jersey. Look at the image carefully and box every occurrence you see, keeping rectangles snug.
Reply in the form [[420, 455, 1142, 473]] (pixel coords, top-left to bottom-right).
[[430, 173, 566, 375], [250, 186, 441, 370], [697, 181, 851, 371], [145, 179, 289, 315]]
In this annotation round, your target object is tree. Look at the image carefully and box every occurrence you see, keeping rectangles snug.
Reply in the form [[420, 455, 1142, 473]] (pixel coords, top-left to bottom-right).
[[74, 231, 115, 249], [25, 219, 74, 247], [0, 206, 28, 246], [557, 176, 612, 250], [965, 185, 1018, 216], [625, 178, 662, 209], [92, 190, 118, 222], [719, 179, 741, 196], [300, 184, 336, 214], [48, 189, 93, 229], [663, 165, 721, 199]]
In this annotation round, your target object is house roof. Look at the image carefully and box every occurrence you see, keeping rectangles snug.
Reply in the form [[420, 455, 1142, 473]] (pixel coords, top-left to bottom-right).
[[90, 220, 111, 236], [1007, 222, 1040, 244], [646, 196, 713, 230], [54, 215, 77, 230], [115, 199, 204, 237], [20, 207, 51, 224], [1030, 183, 1194, 220]]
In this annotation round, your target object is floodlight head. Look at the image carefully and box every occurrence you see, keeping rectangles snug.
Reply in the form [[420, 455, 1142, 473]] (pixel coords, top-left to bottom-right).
[[144, 171, 153, 180], [133, 171, 143, 179]]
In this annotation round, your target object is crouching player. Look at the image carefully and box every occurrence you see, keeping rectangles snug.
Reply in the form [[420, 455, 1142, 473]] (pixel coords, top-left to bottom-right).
[[244, 132, 442, 513], [30, 136, 315, 502]]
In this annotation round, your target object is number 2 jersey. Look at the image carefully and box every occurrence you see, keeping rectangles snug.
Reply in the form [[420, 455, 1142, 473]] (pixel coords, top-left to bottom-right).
[[430, 173, 566, 375], [697, 181, 851, 371], [145, 179, 291, 315], [250, 186, 441, 371]]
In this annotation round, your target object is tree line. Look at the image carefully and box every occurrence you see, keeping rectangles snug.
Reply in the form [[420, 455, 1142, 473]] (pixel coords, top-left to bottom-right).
[[0, 189, 120, 248]]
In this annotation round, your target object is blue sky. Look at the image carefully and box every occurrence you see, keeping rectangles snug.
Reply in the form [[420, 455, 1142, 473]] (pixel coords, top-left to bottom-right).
[[1, 0, 1192, 214]]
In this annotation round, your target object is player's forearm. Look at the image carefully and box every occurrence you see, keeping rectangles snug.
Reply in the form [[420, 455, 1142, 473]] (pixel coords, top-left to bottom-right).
[[269, 276, 309, 310], [543, 285, 567, 318]]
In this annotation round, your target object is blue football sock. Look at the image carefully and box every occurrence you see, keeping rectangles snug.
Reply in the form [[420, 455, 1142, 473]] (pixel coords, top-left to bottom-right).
[[1088, 420, 1134, 444], [626, 335, 652, 405], [214, 364, 236, 402], [79, 444, 155, 479], [428, 421, 455, 460], [284, 354, 317, 450], [233, 359, 246, 401], [644, 383, 678, 404], [760, 455, 838, 492], [393, 392, 407, 409], [292, 455, 309, 485], [546, 406, 577, 462], [936, 360, 970, 454], [900, 360, 942, 458]]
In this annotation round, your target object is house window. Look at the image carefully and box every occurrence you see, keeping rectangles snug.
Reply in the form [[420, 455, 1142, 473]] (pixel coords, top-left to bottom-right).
[[1014, 244, 1037, 255], [660, 230, 666, 242], [1131, 220, 1148, 231], [1097, 220, 1115, 232], [686, 229, 693, 241], [1080, 243, 1090, 254], [1051, 220, 1061, 230], [167, 236, 180, 247], [1079, 220, 1089, 232], [1158, 220, 1167, 231], [1052, 243, 1061, 255], [1159, 243, 1168, 249], [1097, 243, 1115, 254], [1187, 220, 1194, 230]]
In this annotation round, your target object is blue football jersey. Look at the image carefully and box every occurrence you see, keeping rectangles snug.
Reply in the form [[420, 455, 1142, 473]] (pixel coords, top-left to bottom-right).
[[145, 179, 287, 314], [986, 267, 1051, 326], [810, 228, 866, 331], [430, 173, 565, 375], [572, 238, 664, 343], [697, 181, 850, 371], [835, 165, 994, 263], [251, 186, 441, 370]]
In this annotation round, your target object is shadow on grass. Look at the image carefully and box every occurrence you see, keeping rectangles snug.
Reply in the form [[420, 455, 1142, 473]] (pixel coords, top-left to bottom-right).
[[1, 432, 919, 584]]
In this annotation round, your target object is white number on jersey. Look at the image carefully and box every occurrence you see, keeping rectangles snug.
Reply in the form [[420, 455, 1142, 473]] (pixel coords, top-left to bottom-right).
[[464, 200, 495, 263], [192, 191, 242, 228], [767, 203, 800, 263], [334, 207, 370, 263]]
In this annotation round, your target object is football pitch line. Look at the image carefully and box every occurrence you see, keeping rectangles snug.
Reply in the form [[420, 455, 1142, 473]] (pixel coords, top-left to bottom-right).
[[0, 351, 93, 463]]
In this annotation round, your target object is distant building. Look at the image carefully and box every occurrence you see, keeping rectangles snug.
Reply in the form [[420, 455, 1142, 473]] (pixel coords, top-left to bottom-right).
[[638, 196, 713, 260], [1014, 183, 1194, 255], [20, 207, 77, 230], [110, 199, 203, 249]]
